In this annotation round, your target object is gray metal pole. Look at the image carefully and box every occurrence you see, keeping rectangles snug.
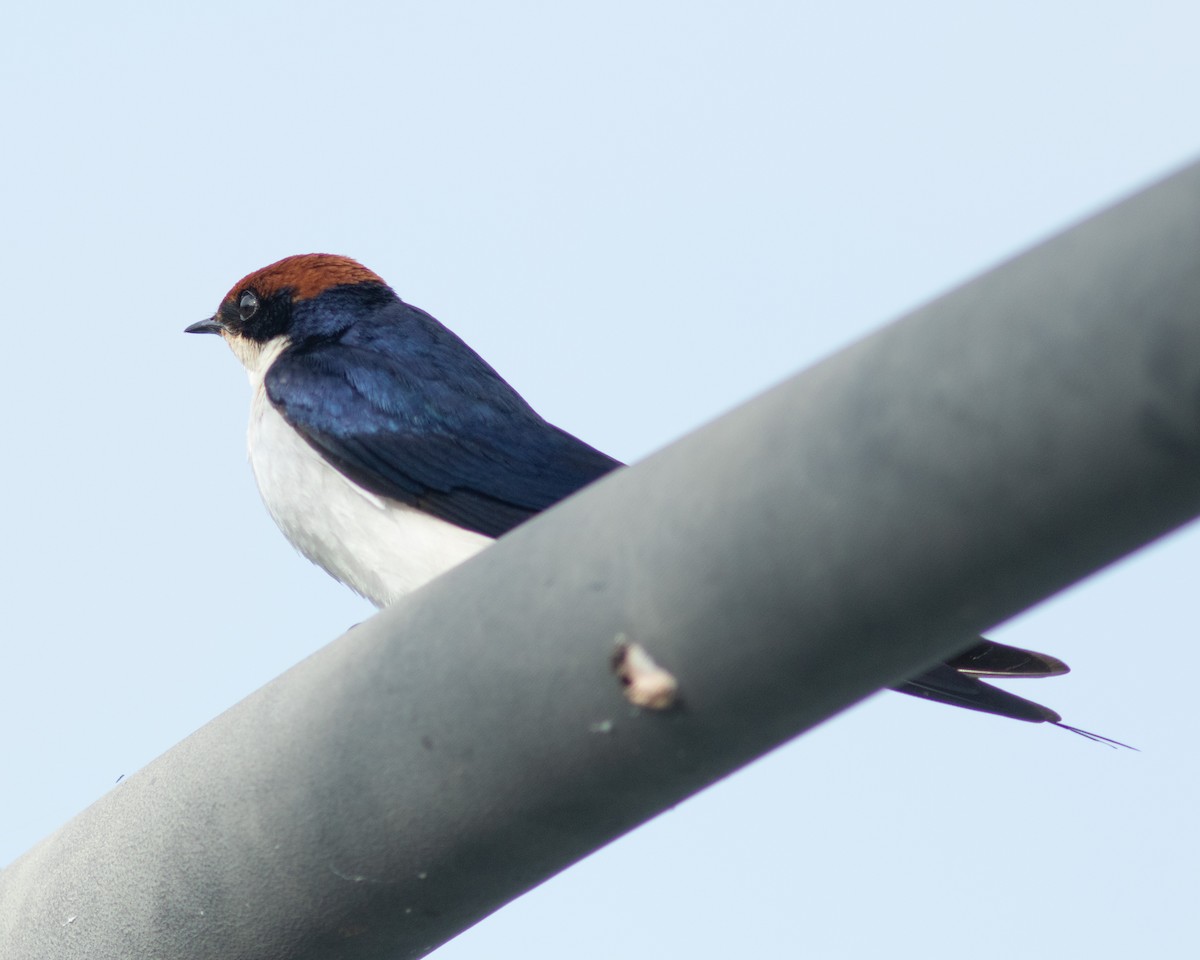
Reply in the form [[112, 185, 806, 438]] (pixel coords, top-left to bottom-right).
[[3, 160, 1200, 960]]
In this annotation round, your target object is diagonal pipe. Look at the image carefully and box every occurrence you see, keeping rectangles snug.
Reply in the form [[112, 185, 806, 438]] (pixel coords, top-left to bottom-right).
[[2, 160, 1199, 959]]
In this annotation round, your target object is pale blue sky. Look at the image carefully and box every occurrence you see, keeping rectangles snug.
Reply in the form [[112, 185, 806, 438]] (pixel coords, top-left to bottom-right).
[[2, 3, 1199, 957]]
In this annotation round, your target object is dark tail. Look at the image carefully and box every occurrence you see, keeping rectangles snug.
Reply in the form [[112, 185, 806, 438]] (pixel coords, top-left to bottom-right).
[[892, 639, 1136, 749]]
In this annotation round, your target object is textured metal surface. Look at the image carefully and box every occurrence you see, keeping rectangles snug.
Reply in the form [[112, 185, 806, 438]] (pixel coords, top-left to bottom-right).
[[3, 159, 1200, 959]]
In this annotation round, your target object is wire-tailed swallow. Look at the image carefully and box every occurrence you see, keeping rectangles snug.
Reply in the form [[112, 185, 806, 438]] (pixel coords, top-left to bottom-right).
[[187, 253, 1125, 743]]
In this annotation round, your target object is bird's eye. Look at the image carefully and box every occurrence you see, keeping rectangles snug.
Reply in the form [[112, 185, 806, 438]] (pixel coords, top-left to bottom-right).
[[238, 291, 259, 322]]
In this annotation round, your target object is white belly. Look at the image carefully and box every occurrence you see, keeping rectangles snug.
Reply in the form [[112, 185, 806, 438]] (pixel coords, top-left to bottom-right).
[[247, 387, 492, 607]]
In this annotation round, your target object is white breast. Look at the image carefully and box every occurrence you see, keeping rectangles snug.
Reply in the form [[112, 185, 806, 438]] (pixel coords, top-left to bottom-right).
[[246, 382, 492, 607]]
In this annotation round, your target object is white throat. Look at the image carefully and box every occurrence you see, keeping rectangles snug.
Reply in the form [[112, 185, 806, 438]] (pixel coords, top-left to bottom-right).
[[226, 333, 290, 389]]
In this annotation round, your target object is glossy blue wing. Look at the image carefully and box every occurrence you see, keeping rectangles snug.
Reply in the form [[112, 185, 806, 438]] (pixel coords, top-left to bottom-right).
[[263, 320, 622, 538]]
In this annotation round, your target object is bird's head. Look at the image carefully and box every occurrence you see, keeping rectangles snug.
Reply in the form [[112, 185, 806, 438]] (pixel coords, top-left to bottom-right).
[[187, 254, 395, 375]]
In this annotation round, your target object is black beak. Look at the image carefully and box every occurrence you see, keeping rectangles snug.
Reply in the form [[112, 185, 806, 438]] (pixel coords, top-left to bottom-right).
[[185, 317, 225, 335]]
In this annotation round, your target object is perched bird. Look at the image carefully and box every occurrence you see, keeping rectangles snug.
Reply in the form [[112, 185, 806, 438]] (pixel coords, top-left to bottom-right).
[[187, 253, 1123, 743]]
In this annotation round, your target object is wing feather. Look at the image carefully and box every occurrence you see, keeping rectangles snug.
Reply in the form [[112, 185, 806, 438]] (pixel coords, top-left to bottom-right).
[[264, 311, 621, 538]]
